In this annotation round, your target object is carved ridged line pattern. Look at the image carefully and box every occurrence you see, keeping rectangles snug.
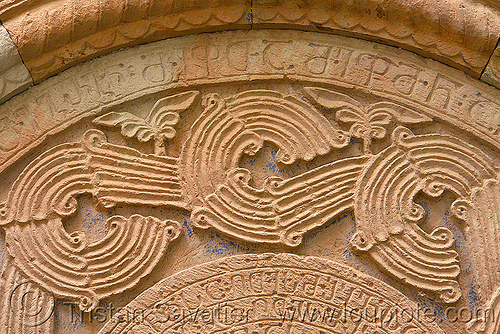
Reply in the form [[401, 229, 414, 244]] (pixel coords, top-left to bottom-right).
[[1, 130, 185, 225], [181, 91, 348, 202], [5, 215, 180, 309], [195, 157, 367, 245], [180, 90, 351, 246], [252, 0, 500, 76], [369, 230, 461, 302], [0, 143, 90, 223], [0, 0, 498, 85], [0, 129, 184, 310], [0, 257, 54, 334], [352, 128, 497, 303], [451, 179, 500, 307], [83, 132, 185, 209]]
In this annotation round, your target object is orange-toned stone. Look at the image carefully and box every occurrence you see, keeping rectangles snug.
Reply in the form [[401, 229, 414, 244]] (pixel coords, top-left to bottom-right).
[[1, 0, 500, 85], [0, 0, 252, 83], [100, 253, 446, 334], [1, 18, 500, 334], [252, 0, 500, 77]]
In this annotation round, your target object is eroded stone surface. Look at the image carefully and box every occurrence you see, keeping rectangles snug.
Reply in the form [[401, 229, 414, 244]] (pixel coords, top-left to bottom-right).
[[482, 47, 500, 90], [99, 253, 446, 334], [0, 0, 251, 83], [1, 29, 500, 334], [252, 0, 500, 77], [0, 23, 31, 103], [1, 0, 499, 84], [1, 29, 500, 176]]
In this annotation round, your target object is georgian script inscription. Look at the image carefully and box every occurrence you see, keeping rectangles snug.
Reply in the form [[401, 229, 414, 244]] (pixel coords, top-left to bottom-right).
[[2, 35, 500, 333], [1, 30, 499, 175], [99, 253, 445, 334]]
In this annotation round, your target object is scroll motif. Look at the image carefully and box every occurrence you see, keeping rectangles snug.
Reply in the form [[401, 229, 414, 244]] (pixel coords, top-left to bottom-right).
[[305, 86, 500, 303], [179, 90, 359, 246], [351, 127, 497, 303], [0, 129, 183, 311], [3, 86, 500, 328]]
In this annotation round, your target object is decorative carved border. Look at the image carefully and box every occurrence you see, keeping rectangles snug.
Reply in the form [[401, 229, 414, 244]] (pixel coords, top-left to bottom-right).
[[99, 253, 446, 334], [2, 27, 500, 334], [0, 0, 252, 83], [0, 0, 499, 85], [252, 0, 500, 77], [0, 29, 499, 175]]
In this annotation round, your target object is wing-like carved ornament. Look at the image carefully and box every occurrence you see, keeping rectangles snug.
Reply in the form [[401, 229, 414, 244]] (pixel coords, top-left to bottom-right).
[[351, 127, 498, 303], [0, 129, 183, 311], [179, 90, 362, 246]]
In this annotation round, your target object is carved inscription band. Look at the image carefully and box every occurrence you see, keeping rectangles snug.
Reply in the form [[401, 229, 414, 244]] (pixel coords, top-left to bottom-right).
[[1, 30, 499, 176], [1, 0, 499, 83], [99, 253, 446, 334]]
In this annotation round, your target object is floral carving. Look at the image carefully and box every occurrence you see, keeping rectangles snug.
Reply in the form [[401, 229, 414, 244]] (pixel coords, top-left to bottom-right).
[[94, 91, 199, 155], [305, 87, 431, 154], [3, 84, 500, 334]]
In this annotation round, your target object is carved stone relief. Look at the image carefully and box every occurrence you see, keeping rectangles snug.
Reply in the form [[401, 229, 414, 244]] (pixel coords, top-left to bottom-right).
[[1, 29, 500, 334], [2, 0, 499, 83], [99, 253, 446, 334], [0, 23, 31, 103]]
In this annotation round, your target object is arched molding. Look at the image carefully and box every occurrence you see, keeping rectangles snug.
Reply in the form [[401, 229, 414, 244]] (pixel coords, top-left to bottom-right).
[[0, 29, 499, 175], [0, 0, 499, 87]]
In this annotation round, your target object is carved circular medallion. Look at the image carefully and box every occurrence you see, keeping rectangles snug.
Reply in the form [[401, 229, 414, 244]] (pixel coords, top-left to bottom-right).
[[100, 253, 445, 334]]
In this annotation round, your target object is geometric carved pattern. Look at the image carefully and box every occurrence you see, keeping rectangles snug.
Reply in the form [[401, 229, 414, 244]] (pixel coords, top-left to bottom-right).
[[0, 129, 182, 311], [4, 84, 500, 316], [99, 253, 446, 334], [189, 156, 367, 247], [351, 127, 498, 303], [5, 215, 180, 311], [0, 129, 185, 222], [1, 16, 500, 334], [180, 90, 356, 246]]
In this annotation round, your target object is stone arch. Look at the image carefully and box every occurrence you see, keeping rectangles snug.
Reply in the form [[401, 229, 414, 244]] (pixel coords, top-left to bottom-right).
[[1, 2, 500, 334]]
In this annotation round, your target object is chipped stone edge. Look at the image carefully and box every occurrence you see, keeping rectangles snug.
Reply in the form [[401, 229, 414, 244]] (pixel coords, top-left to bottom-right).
[[0, 23, 32, 104], [482, 45, 500, 90]]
